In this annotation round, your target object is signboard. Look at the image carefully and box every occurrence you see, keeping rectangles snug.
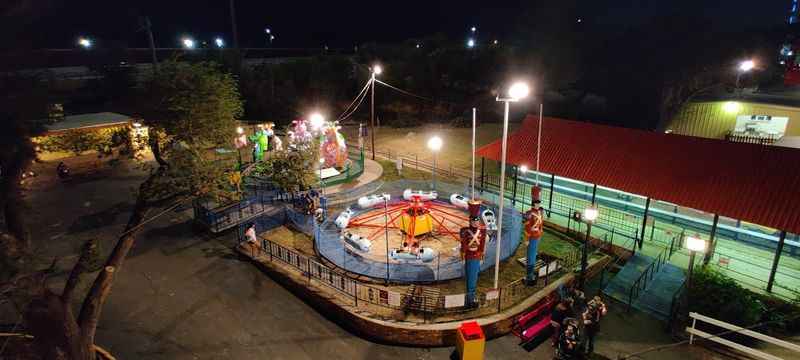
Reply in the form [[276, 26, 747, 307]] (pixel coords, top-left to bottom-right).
[[320, 167, 341, 179], [445, 294, 466, 308], [734, 115, 788, 138]]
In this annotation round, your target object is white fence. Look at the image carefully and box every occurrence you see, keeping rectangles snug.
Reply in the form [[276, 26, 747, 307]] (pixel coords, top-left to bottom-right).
[[687, 312, 800, 360]]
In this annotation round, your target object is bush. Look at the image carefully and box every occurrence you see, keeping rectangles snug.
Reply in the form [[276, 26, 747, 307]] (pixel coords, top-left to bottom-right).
[[689, 267, 800, 339]]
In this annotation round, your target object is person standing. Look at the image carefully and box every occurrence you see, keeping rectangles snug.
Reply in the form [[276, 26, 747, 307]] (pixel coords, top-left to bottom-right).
[[583, 296, 608, 354], [550, 298, 574, 346]]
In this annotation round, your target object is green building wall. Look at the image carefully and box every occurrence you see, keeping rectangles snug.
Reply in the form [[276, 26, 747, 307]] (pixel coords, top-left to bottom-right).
[[667, 101, 800, 139]]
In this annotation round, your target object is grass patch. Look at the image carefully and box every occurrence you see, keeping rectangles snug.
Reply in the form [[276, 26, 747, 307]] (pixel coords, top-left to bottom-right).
[[261, 225, 316, 257], [377, 159, 432, 182]]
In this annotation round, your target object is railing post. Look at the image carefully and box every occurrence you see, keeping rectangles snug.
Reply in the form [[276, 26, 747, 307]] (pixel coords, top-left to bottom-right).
[[497, 287, 503, 313], [307, 258, 312, 283], [639, 197, 651, 249], [767, 230, 787, 293], [479, 157, 485, 191], [547, 173, 555, 217], [689, 316, 697, 344]]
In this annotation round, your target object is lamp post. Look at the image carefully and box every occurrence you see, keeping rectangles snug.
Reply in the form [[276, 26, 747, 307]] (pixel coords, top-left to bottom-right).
[[235, 126, 244, 168], [579, 205, 599, 290], [78, 37, 92, 49], [736, 60, 755, 92], [370, 64, 382, 160], [384, 197, 390, 283], [492, 81, 530, 290], [685, 234, 708, 306], [427, 136, 443, 190]]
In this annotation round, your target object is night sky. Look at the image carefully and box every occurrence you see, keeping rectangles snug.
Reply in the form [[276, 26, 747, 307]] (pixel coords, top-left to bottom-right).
[[3, 0, 791, 49]]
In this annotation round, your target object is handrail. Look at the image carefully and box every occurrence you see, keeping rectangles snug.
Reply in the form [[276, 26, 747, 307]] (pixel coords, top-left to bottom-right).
[[627, 237, 674, 311]]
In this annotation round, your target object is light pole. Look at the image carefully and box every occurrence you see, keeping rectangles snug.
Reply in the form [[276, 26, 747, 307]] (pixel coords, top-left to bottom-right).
[[685, 234, 708, 308], [78, 37, 92, 49], [235, 126, 245, 168], [215, 37, 225, 48], [370, 64, 382, 160], [736, 60, 755, 92], [427, 136, 442, 190], [182, 37, 196, 49], [493, 81, 530, 290], [580, 205, 599, 290], [384, 197, 390, 283]]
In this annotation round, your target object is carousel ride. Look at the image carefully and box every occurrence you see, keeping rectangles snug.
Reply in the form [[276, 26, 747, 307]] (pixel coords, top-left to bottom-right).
[[334, 189, 479, 264]]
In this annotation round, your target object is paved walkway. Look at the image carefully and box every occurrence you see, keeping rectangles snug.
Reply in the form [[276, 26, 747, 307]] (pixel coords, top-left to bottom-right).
[[8, 156, 730, 359]]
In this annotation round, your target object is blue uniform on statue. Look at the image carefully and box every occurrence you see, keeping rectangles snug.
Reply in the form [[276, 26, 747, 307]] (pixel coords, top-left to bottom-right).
[[524, 186, 544, 285], [460, 201, 486, 306]]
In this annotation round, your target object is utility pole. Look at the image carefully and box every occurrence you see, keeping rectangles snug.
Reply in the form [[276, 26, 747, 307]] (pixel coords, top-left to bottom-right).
[[139, 17, 158, 73], [229, 0, 239, 49]]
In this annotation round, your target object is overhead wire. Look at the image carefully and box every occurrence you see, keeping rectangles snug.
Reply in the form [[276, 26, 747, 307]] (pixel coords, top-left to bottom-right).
[[374, 79, 468, 108], [336, 78, 372, 122]]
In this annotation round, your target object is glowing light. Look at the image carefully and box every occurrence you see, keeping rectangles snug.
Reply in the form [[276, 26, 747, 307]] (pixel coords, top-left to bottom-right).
[[467, 38, 475, 48], [416, 43, 421, 48], [132, 122, 142, 128], [427, 136, 443, 152], [739, 60, 755, 72], [236, 126, 244, 134], [372, 65, 382, 75], [215, 37, 225, 48], [309, 113, 325, 131], [470, 26, 477, 33], [265, 28, 271, 34], [723, 101, 741, 114], [520, 165, 529, 173], [78, 37, 92, 49], [182, 38, 196, 49], [685, 235, 707, 253], [583, 206, 599, 222], [508, 82, 530, 100], [493, 39, 498, 45]]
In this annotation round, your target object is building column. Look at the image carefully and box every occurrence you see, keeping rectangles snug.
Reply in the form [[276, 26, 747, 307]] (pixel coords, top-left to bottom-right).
[[767, 231, 787, 293], [703, 214, 720, 266], [547, 173, 555, 217], [639, 197, 651, 250]]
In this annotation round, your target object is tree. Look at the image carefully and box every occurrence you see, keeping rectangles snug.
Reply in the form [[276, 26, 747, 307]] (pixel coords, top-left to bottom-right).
[[19, 59, 243, 359]]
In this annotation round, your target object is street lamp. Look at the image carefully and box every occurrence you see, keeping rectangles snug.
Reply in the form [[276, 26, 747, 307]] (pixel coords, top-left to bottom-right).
[[685, 234, 707, 297], [427, 136, 443, 190], [309, 113, 325, 132], [78, 37, 92, 49], [470, 26, 477, 33], [370, 64, 382, 160], [235, 126, 245, 167], [215, 37, 225, 48], [467, 38, 475, 48], [736, 59, 755, 91], [182, 37, 196, 49], [579, 205, 599, 290], [492, 81, 530, 289]]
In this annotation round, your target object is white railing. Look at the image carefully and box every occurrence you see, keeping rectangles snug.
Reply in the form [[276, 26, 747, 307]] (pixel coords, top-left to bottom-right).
[[687, 312, 800, 360]]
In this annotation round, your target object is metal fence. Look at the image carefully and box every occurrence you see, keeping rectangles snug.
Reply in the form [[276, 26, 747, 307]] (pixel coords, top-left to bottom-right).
[[243, 235, 572, 323]]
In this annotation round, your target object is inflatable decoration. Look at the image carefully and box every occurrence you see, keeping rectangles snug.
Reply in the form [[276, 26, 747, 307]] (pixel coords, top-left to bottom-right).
[[249, 123, 273, 162], [319, 123, 348, 168], [523, 186, 544, 285], [460, 200, 486, 305]]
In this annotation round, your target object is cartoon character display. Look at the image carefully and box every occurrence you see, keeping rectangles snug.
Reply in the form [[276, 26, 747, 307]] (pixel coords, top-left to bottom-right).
[[249, 123, 274, 161], [319, 124, 348, 168], [523, 186, 544, 285], [288, 119, 313, 149], [459, 200, 487, 305]]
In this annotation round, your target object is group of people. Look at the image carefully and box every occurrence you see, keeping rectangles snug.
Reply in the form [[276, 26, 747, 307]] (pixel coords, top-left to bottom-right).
[[550, 285, 608, 359]]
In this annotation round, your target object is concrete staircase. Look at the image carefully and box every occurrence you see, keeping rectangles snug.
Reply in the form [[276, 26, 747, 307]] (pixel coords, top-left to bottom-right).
[[603, 253, 685, 321]]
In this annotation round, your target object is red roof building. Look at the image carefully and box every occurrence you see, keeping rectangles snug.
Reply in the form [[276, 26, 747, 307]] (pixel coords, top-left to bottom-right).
[[476, 115, 800, 235]]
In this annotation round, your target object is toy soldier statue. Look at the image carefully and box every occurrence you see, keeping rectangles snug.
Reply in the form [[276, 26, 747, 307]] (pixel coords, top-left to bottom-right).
[[524, 186, 544, 285], [460, 200, 487, 306]]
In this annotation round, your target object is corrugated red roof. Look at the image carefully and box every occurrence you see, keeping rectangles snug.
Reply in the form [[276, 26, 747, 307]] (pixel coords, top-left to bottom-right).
[[476, 116, 800, 234]]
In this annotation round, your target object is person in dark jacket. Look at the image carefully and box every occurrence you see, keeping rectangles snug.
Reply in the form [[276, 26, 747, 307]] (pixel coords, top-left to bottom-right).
[[550, 298, 574, 346], [582, 296, 608, 354]]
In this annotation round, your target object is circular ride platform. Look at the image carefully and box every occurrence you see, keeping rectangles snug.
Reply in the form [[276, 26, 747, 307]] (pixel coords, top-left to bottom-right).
[[315, 181, 523, 283]]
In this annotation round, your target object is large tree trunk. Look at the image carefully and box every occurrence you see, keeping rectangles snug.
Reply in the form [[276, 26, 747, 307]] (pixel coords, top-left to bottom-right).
[[75, 189, 151, 357]]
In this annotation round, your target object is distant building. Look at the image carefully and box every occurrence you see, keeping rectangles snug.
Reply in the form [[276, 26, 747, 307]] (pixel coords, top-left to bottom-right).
[[35, 112, 148, 160], [665, 94, 800, 146]]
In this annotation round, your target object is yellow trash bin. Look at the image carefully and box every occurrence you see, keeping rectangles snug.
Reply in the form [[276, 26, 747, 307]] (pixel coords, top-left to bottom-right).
[[456, 321, 485, 360]]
